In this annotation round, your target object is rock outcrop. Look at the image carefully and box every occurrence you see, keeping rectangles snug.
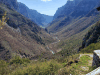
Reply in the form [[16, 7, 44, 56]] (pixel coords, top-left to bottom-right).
[[86, 50, 100, 75], [53, 0, 82, 20], [80, 21, 100, 50], [92, 50, 100, 67]]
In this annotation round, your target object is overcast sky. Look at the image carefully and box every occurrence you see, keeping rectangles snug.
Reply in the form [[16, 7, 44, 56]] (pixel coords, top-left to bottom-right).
[[17, 0, 68, 16]]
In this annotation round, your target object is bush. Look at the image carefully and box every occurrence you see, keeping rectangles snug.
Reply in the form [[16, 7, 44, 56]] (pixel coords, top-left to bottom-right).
[[0, 60, 9, 75], [10, 60, 62, 75], [0, 12, 8, 29], [10, 56, 30, 65], [80, 43, 100, 53]]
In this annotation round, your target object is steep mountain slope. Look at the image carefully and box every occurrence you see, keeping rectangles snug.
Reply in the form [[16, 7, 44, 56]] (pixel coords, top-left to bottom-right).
[[17, 2, 29, 18], [46, 0, 100, 57], [53, 0, 82, 20], [53, 5, 65, 20], [47, 0, 100, 39], [0, 0, 53, 27], [17, 2, 45, 26], [17, 2, 53, 27], [0, 0, 18, 10], [80, 21, 100, 51], [0, 3, 54, 60]]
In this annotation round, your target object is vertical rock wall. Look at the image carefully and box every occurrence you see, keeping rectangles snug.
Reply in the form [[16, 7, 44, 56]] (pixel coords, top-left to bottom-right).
[[86, 50, 100, 75], [92, 50, 100, 67]]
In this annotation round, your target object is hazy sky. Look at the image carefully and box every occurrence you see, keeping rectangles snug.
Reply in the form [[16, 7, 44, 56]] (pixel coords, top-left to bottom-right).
[[17, 0, 68, 16]]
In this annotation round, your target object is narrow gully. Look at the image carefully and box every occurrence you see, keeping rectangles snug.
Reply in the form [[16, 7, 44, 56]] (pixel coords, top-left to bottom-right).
[[46, 37, 60, 54]]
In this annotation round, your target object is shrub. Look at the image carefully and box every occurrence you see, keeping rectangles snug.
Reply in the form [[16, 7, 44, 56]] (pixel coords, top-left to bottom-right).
[[0, 12, 8, 29], [10, 60, 62, 75], [0, 60, 9, 75], [80, 43, 100, 53], [10, 56, 30, 65]]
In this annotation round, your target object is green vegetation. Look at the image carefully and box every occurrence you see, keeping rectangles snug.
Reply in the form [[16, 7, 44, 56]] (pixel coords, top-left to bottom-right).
[[80, 42, 100, 53], [0, 56, 63, 75], [0, 12, 8, 29], [11, 60, 62, 75], [80, 21, 100, 53], [57, 25, 91, 56], [0, 1, 99, 75], [0, 54, 96, 75], [58, 36, 82, 56], [0, 56, 31, 75], [0, 60, 9, 75], [10, 56, 30, 65], [57, 55, 96, 75]]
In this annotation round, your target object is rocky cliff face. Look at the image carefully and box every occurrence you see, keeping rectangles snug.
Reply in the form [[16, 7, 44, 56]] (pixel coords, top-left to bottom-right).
[[80, 21, 100, 49], [54, 0, 98, 20], [70, 0, 99, 18], [53, 0, 82, 20], [17, 2, 45, 26], [53, 5, 65, 20], [17, 2, 29, 18], [17, 2, 53, 27], [78, 1, 100, 50], [47, 0, 100, 35]]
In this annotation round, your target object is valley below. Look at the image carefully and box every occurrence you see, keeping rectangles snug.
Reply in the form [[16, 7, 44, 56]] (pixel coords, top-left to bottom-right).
[[0, 0, 100, 75]]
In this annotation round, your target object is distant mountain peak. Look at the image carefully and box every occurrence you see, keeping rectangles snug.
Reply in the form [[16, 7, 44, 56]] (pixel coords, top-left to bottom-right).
[[0, 0, 53, 27]]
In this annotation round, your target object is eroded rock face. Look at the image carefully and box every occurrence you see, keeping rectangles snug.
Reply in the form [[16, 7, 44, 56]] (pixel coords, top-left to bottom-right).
[[70, 0, 99, 17], [86, 50, 100, 75], [53, 0, 82, 20], [17, 2, 29, 18], [48, 0, 100, 34], [92, 50, 100, 67], [80, 21, 100, 49]]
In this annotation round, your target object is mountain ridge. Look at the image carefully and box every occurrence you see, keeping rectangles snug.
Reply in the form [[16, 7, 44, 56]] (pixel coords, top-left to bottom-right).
[[47, 0, 100, 38], [0, 0, 53, 27], [17, 2, 53, 27]]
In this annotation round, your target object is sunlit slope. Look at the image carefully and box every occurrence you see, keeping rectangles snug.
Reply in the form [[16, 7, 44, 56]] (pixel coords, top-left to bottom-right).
[[0, 3, 54, 60], [47, 0, 100, 40]]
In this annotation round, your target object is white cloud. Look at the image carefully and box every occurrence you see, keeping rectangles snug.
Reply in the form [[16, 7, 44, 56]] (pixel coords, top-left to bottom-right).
[[41, 0, 52, 2]]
